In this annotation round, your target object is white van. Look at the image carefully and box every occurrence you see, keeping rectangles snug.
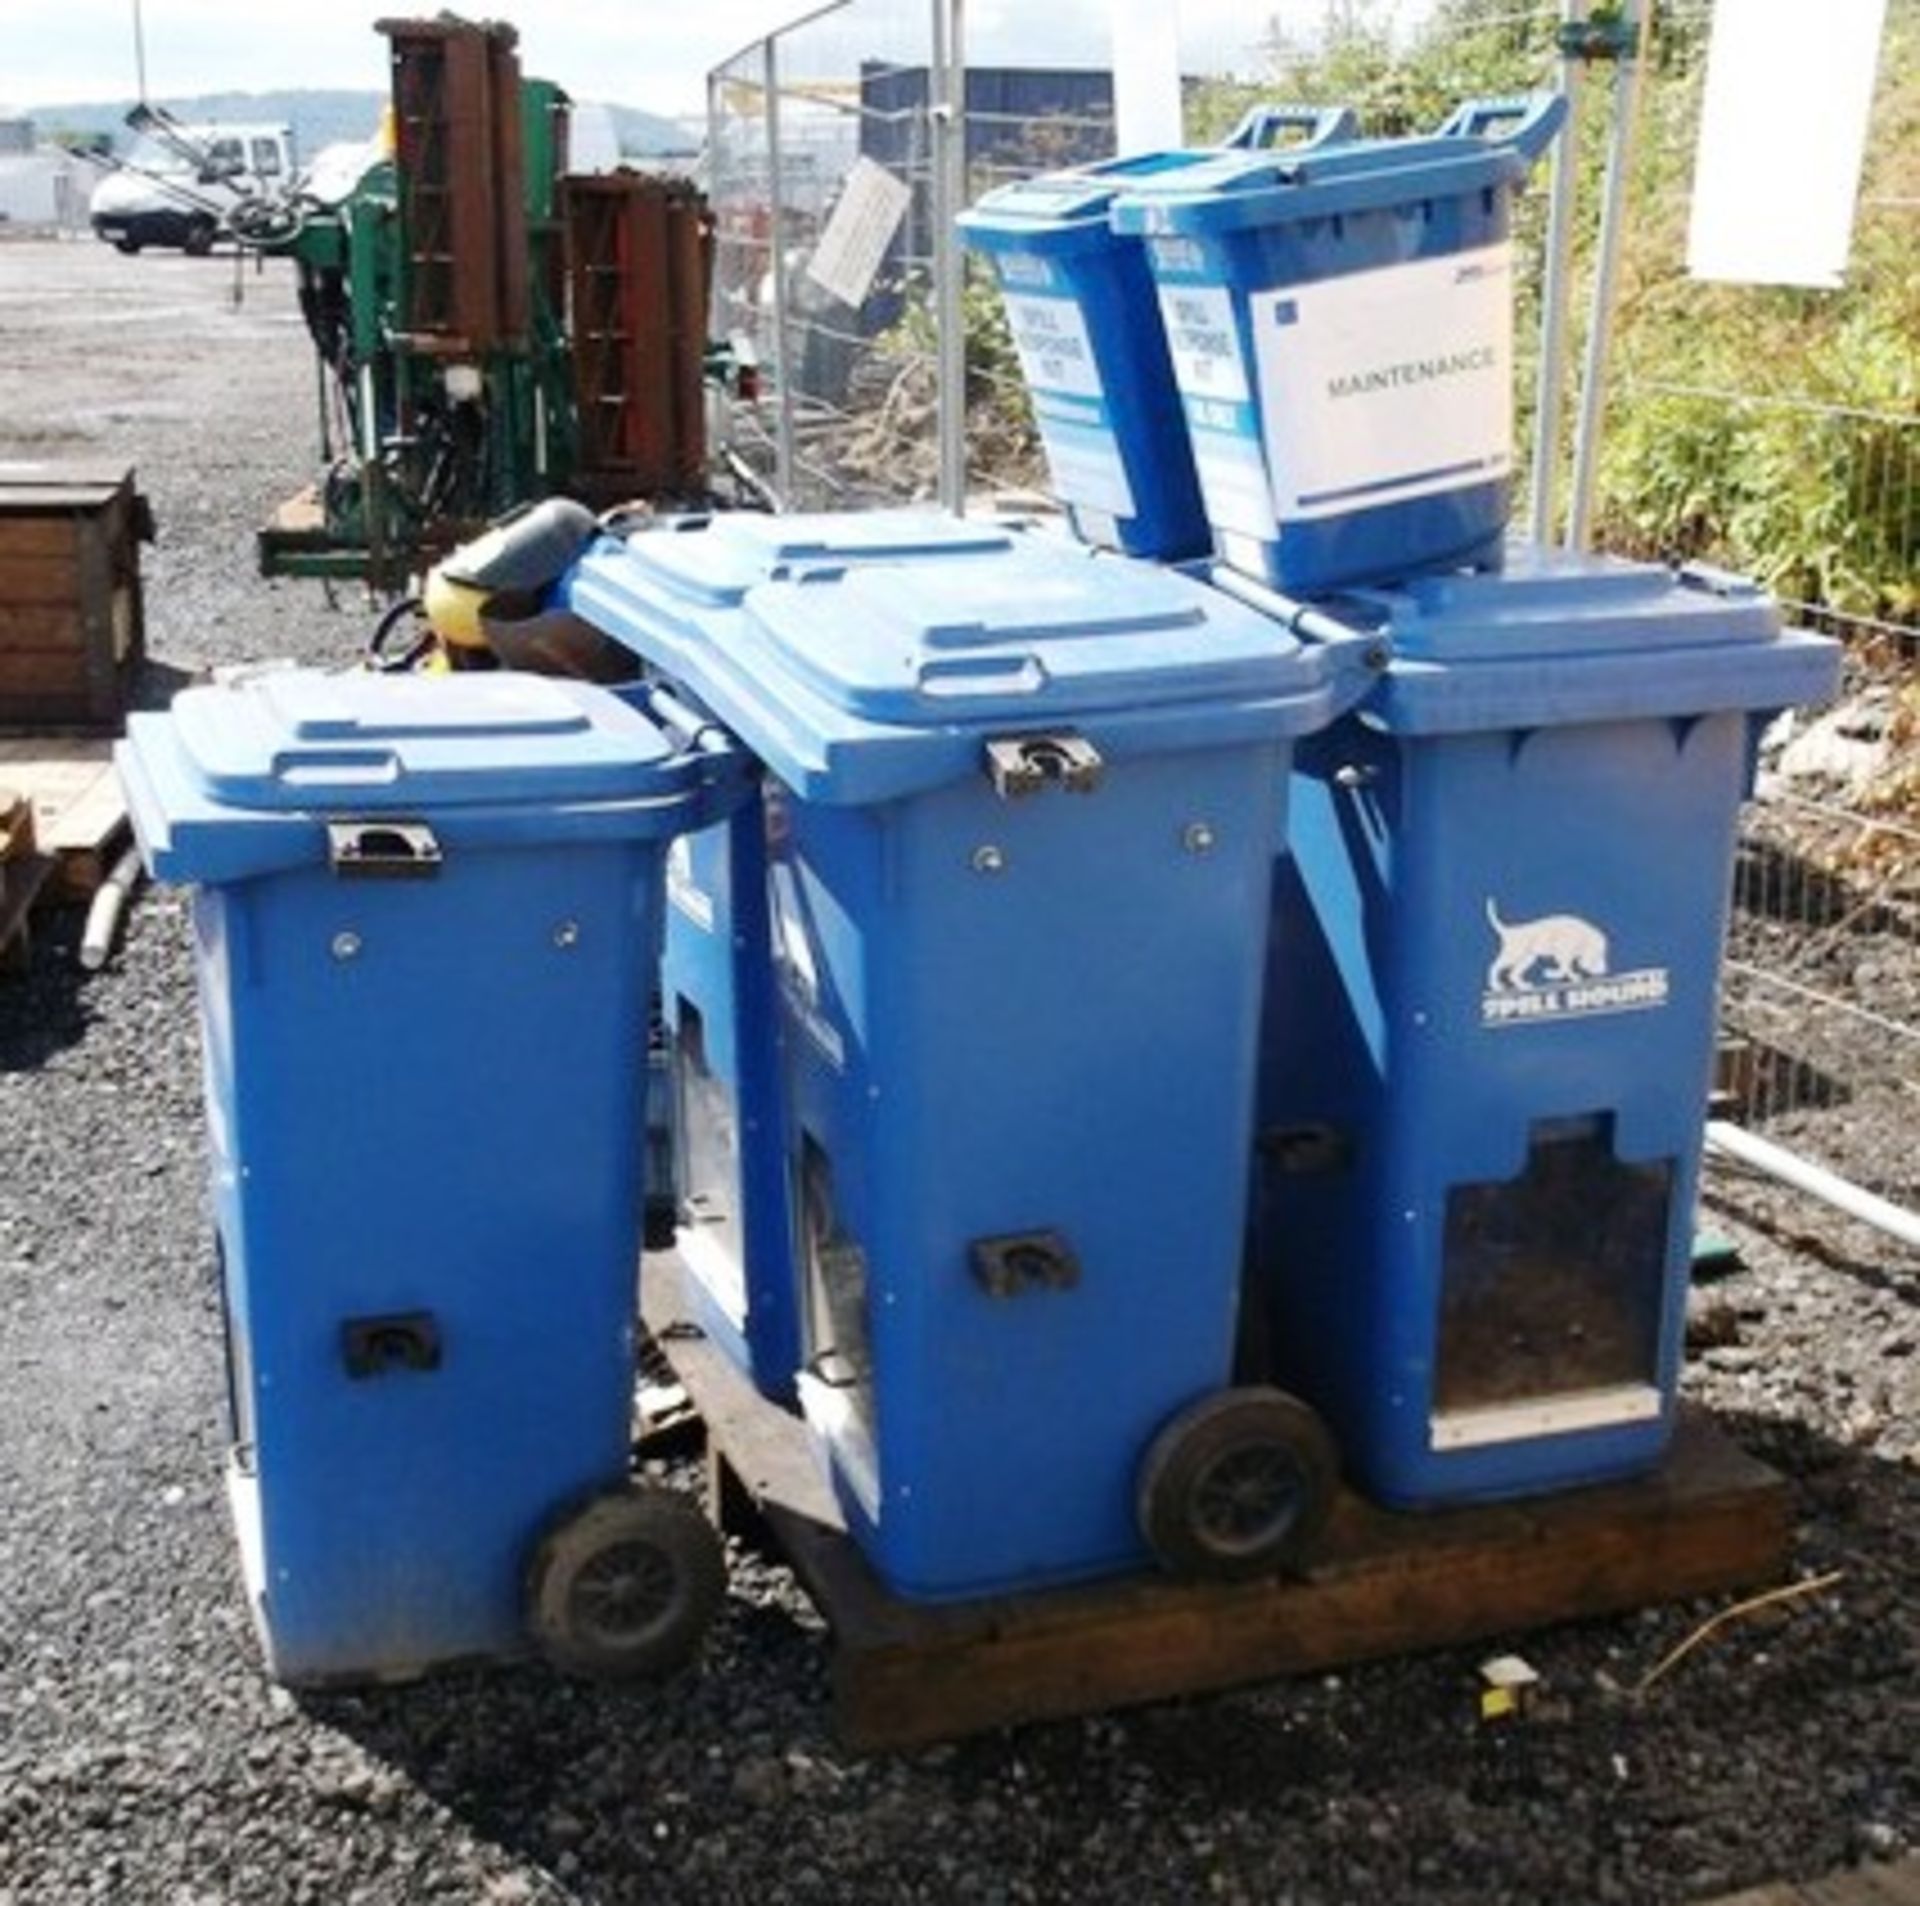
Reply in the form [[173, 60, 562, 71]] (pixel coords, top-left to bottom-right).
[[89, 122, 293, 255]]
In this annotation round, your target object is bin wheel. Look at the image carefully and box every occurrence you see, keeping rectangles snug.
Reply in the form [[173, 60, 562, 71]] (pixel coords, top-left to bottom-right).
[[183, 217, 217, 257], [527, 1485, 725, 1680], [1137, 1386, 1338, 1582]]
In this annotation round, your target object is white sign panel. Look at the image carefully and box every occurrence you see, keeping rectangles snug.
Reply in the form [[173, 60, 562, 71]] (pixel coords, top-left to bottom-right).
[[1687, 0, 1888, 288], [1253, 244, 1515, 523], [1111, 0, 1185, 154], [805, 156, 912, 309]]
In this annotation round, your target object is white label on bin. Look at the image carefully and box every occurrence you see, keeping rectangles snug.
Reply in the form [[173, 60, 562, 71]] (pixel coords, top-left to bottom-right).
[[1479, 897, 1671, 1029], [1156, 284, 1251, 403], [1188, 421, 1274, 540], [1255, 243, 1516, 524], [1001, 292, 1105, 402], [1031, 389, 1136, 518]]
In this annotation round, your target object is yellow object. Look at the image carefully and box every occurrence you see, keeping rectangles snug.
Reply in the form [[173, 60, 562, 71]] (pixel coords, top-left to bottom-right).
[[377, 102, 397, 159], [1479, 1686, 1517, 1722], [422, 565, 493, 651]]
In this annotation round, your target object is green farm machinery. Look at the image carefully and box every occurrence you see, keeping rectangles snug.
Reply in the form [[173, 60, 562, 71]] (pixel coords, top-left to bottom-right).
[[242, 16, 714, 590]]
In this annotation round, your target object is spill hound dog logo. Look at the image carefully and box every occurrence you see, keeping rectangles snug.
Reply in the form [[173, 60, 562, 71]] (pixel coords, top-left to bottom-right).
[[1481, 898, 1670, 1028]]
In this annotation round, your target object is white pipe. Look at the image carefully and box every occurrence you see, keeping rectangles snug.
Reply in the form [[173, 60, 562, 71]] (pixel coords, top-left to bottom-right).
[[1705, 1119, 1920, 1254], [1527, 0, 1586, 543], [80, 843, 144, 974]]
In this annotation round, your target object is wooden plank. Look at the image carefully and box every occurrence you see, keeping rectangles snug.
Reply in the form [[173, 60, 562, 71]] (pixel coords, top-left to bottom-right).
[[0, 852, 55, 973], [0, 518, 82, 557], [1701, 1863, 1920, 1906], [641, 1252, 1792, 1751], [0, 742, 124, 898], [0, 551, 83, 601], [0, 603, 86, 650]]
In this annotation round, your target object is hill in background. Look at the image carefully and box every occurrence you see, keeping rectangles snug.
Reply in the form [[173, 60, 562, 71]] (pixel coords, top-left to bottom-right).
[[23, 90, 696, 160]]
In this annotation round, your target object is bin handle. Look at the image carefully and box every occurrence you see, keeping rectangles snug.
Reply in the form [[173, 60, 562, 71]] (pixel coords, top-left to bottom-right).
[[1435, 92, 1568, 164], [1223, 102, 1359, 151]]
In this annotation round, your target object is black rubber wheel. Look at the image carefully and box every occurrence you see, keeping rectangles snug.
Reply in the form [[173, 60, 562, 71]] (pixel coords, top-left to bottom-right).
[[1137, 1386, 1338, 1582], [527, 1486, 724, 1680], [183, 218, 216, 257], [113, 237, 141, 255]]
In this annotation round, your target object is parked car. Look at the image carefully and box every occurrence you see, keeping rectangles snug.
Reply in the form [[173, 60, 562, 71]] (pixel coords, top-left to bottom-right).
[[89, 123, 293, 254]]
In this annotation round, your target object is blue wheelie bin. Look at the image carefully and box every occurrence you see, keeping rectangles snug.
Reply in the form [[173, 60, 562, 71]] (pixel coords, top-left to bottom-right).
[[571, 510, 1026, 1402], [1112, 95, 1565, 593], [1243, 551, 1840, 1507], [117, 669, 746, 1684], [567, 526, 1372, 1601], [959, 106, 1355, 562]]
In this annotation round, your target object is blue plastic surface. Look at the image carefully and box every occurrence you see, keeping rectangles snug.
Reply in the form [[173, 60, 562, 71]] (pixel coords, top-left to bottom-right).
[[1111, 96, 1566, 594], [116, 670, 743, 1683], [1246, 552, 1840, 1508], [958, 111, 1356, 561], [566, 523, 1373, 1599], [597, 514, 1032, 1402]]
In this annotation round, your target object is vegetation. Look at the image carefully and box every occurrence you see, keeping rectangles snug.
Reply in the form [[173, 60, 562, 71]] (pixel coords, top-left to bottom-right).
[[941, 0, 1917, 641]]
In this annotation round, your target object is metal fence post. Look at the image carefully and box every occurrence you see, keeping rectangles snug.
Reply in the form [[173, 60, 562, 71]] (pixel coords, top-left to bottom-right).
[[764, 34, 796, 507], [1527, 0, 1587, 545], [931, 0, 967, 513], [1566, 0, 1647, 551]]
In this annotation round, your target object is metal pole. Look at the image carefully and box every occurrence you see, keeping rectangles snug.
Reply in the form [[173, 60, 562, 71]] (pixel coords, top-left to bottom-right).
[[1527, 0, 1587, 545], [763, 37, 796, 508], [1565, 0, 1647, 550], [931, 0, 967, 513], [1706, 1121, 1920, 1254], [132, 0, 149, 101]]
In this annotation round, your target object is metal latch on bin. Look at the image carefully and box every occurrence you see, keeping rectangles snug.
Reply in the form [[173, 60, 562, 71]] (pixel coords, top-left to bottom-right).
[[328, 820, 443, 879], [971, 1230, 1082, 1298], [984, 733, 1104, 799]]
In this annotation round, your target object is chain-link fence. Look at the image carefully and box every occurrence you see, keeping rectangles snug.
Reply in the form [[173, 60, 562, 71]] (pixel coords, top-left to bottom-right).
[[707, 0, 1115, 511], [707, 0, 1918, 1231]]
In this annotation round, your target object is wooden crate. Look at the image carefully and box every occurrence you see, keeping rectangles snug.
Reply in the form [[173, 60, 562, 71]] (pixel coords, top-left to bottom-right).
[[640, 1252, 1793, 1751], [0, 463, 153, 731]]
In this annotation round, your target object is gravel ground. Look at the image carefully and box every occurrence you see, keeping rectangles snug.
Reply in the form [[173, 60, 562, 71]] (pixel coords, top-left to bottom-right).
[[2, 238, 1917, 1906]]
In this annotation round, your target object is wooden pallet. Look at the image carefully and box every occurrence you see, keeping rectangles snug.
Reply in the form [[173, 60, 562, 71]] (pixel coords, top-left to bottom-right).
[[1703, 1859, 1920, 1906], [640, 1252, 1792, 1752], [0, 738, 127, 900]]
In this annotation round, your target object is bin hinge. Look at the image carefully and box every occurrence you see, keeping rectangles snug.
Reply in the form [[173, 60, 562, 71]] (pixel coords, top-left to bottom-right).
[[329, 821, 443, 879], [971, 1230, 1081, 1298], [984, 733, 1104, 799], [341, 1311, 442, 1378]]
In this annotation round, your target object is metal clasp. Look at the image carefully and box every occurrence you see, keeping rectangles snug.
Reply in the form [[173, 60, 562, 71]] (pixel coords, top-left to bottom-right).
[[984, 733, 1104, 799], [328, 821, 443, 879]]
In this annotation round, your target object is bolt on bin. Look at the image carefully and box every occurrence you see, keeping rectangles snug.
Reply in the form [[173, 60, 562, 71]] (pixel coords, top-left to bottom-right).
[[1110, 94, 1566, 594], [116, 669, 748, 1684], [570, 509, 1025, 1401], [958, 105, 1356, 562], [567, 526, 1375, 1601], [1240, 550, 1840, 1508]]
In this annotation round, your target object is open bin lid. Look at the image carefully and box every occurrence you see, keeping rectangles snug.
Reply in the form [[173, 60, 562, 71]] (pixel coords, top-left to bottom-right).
[[576, 538, 1362, 805], [119, 670, 740, 885], [1293, 548, 1842, 735]]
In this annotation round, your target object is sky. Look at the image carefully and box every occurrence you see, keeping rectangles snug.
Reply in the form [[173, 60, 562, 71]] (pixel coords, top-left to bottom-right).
[[0, 0, 1376, 115]]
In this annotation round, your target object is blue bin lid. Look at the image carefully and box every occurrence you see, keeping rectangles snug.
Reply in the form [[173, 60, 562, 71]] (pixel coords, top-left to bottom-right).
[[1110, 96, 1565, 237], [119, 670, 736, 884], [960, 108, 1361, 256], [571, 532, 1355, 804], [603, 509, 1019, 610], [959, 150, 1235, 255], [1283, 548, 1842, 735]]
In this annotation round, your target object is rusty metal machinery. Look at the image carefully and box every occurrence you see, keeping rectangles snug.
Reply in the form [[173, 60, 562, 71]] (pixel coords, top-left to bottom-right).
[[248, 15, 718, 591]]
